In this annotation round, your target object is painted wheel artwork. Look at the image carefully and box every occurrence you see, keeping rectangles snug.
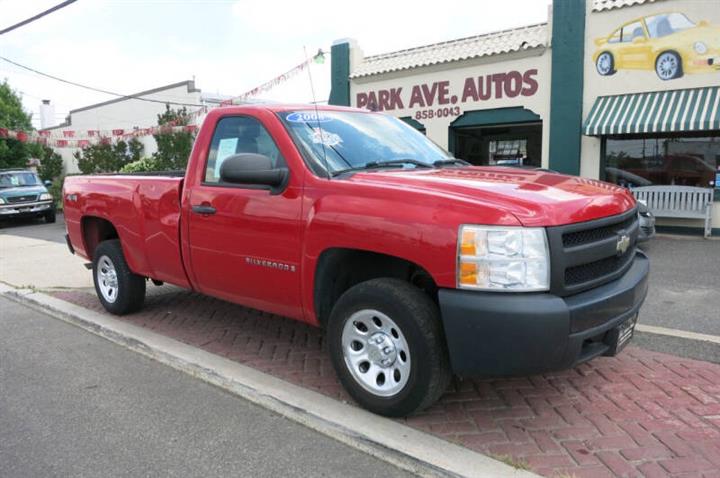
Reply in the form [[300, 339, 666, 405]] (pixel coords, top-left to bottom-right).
[[596, 52, 615, 76], [655, 52, 683, 80]]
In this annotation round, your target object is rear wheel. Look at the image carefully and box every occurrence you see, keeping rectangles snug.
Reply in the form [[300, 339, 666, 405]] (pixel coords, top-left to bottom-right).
[[596, 52, 615, 76], [92, 239, 146, 315], [327, 278, 451, 417]]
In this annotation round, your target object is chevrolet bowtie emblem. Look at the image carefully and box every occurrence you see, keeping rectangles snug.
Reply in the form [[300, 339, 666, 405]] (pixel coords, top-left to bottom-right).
[[616, 233, 630, 255]]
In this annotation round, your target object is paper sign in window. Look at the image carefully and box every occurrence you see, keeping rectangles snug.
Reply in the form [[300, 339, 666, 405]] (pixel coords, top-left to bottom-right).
[[215, 138, 239, 179]]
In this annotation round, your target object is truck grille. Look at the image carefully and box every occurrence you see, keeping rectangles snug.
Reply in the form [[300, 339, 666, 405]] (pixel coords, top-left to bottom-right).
[[546, 208, 639, 296], [6, 194, 38, 204]]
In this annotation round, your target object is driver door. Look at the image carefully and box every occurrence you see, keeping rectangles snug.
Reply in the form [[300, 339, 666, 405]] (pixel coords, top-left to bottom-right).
[[186, 115, 304, 319]]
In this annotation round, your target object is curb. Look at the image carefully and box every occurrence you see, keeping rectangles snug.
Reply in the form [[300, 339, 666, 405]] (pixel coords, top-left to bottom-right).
[[0, 284, 539, 478]]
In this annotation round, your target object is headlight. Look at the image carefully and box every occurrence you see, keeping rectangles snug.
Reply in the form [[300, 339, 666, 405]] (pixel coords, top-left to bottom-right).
[[694, 41, 708, 54], [0, 197, 6, 205], [39, 193, 53, 201], [458, 225, 550, 291]]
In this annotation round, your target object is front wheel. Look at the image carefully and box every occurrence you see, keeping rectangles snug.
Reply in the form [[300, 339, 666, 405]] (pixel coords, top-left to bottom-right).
[[656, 51, 683, 80], [327, 278, 451, 417], [44, 209, 56, 223], [92, 239, 146, 315]]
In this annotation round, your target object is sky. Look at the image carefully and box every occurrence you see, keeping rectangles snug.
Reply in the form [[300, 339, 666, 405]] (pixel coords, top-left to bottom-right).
[[0, 0, 551, 129]]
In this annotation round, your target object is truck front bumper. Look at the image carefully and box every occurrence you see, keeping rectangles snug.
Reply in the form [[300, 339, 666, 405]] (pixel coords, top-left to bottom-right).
[[438, 251, 649, 377]]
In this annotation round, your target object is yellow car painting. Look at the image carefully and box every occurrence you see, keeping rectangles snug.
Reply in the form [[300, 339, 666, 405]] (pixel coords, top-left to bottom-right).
[[593, 12, 720, 80]]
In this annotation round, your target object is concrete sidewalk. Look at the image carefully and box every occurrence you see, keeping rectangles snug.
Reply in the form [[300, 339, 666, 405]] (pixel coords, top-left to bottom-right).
[[0, 233, 92, 290]]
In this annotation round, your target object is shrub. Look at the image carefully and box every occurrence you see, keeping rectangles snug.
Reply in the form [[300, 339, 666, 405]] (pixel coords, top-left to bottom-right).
[[37, 145, 63, 181], [119, 157, 160, 173], [74, 139, 143, 174]]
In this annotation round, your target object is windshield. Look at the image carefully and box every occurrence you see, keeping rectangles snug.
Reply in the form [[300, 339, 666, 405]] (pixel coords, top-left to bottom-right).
[[0, 171, 41, 188], [646, 13, 695, 38], [278, 110, 453, 175]]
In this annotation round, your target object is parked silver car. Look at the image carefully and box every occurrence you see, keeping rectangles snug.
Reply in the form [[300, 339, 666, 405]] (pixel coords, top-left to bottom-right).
[[637, 200, 656, 242]]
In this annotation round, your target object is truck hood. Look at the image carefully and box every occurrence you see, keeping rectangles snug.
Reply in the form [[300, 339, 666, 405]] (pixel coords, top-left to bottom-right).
[[346, 167, 635, 227]]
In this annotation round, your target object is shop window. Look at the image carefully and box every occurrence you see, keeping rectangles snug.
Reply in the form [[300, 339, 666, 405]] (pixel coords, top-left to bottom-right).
[[603, 134, 719, 197], [452, 123, 541, 168]]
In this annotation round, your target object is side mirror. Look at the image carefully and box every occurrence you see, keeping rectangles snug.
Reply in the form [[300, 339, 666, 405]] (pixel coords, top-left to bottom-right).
[[43, 180, 52, 187], [219, 153, 287, 190]]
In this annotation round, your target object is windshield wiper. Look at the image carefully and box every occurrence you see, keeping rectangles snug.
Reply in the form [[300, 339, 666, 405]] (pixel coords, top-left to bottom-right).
[[331, 159, 433, 177], [433, 158, 470, 167], [365, 159, 434, 169]]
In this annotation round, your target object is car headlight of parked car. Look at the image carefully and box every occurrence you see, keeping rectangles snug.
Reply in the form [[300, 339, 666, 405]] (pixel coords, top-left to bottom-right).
[[39, 193, 53, 201], [0, 197, 6, 205], [457, 225, 550, 291], [694, 41, 708, 55]]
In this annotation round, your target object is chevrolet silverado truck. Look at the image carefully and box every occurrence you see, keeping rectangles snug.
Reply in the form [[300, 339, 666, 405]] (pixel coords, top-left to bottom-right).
[[63, 105, 649, 417]]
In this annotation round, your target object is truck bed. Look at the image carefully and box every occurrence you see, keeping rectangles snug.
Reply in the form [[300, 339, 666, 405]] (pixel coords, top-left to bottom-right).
[[63, 174, 190, 288]]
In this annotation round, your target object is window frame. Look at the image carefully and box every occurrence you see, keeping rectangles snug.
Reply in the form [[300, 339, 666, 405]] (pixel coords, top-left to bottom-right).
[[200, 114, 289, 192]]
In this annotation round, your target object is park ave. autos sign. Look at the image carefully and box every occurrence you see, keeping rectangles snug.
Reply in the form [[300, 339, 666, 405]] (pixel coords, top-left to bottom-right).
[[355, 69, 539, 116]]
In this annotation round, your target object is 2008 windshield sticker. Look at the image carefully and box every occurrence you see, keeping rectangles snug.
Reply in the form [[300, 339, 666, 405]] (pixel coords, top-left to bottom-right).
[[311, 128, 342, 147], [286, 112, 333, 123]]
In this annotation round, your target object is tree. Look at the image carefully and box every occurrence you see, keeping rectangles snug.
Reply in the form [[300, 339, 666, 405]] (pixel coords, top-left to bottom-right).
[[74, 139, 144, 174], [152, 105, 195, 171], [37, 145, 63, 181], [0, 80, 34, 169]]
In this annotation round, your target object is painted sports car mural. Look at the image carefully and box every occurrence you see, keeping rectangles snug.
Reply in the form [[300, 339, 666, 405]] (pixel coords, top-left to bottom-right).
[[593, 12, 720, 80]]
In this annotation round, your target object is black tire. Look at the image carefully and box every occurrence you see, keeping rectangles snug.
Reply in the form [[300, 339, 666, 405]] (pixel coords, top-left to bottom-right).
[[92, 239, 146, 315], [596, 51, 616, 76], [327, 278, 451, 417], [44, 209, 56, 223], [655, 51, 683, 80]]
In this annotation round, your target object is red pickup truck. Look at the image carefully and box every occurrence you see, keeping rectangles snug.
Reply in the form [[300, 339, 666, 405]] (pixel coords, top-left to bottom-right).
[[63, 104, 649, 416]]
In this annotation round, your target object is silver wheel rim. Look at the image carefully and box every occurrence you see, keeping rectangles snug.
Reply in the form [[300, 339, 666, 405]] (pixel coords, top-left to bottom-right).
[[341, 309, 411, 398], [97, 255, 119, 303], [657, 53, 678, 79], [597, 53, 612, 75]]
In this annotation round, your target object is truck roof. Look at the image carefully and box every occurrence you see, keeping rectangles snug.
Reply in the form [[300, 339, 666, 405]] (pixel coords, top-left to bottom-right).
[[211, 103, 371, 114]]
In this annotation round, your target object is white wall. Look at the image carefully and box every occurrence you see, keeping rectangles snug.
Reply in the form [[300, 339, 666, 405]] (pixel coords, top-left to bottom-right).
[[50, 82, 203, 174]]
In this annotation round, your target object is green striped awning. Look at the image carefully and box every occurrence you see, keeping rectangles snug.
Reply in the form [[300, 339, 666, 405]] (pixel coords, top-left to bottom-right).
[[583, 86, 720, 136]]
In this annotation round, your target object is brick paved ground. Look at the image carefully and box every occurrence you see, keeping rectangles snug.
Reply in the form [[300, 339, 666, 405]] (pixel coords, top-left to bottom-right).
[[52, 288, 720, 478]]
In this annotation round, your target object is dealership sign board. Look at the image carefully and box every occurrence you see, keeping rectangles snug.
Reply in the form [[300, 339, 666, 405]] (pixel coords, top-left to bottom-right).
[[355, 69, 539, 119]]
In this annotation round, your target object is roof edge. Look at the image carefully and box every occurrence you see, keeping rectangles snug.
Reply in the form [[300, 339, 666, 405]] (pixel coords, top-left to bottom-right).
[[68, 80, 200, 115]]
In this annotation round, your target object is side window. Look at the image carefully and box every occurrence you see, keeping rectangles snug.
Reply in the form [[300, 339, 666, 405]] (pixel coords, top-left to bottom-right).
[[204, 116, 285, 184], [620, 21, 645, 42], [608, 28, 621, 43]]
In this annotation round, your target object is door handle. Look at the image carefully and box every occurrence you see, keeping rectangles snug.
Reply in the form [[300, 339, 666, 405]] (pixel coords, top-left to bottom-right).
[[191, 204, 216, 215]]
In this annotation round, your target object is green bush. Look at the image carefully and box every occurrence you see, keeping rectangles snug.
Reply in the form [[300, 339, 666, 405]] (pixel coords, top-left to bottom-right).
[[48, 176, 65, 211], [119, 157, 160, 173], [74, 139, 144, 174], [37, 145, 63, 181], [152, 105, 194, 170]]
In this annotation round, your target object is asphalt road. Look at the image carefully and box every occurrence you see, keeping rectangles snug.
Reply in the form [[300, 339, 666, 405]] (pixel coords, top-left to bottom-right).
[[639, 236, 720, 335], [0, 213, 66, 244], [0, 296, 413, 478]]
